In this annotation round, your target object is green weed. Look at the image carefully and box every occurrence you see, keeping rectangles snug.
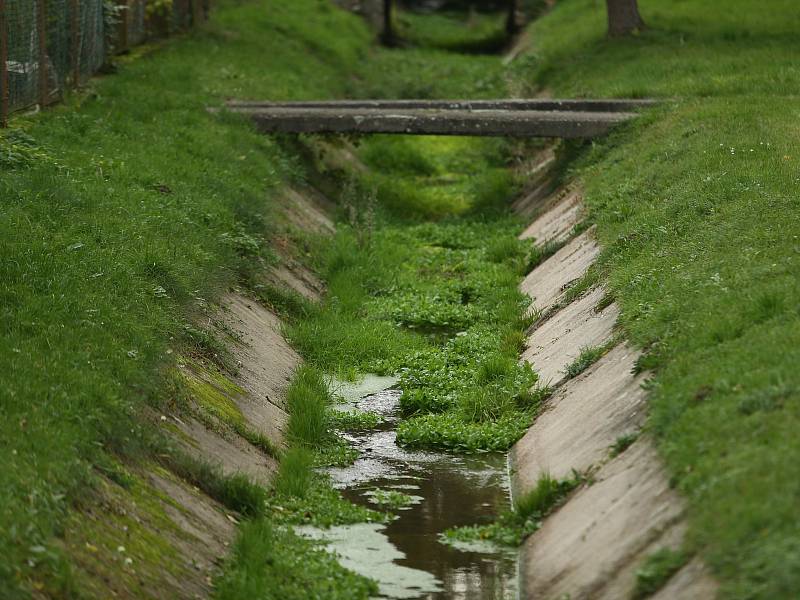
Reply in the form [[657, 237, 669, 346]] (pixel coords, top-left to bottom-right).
[[286, 366, 330, 448], [443, 472, 583, 547], [366, 489, 417, 511], [328, 409, 382, 431], [610, 433, 639, 458], [632, 548, 689, 599], [273, 448, 314, 499], [563, 344, 608, 379], [163, 452, 266, 518], [214, 518, 378, 600]]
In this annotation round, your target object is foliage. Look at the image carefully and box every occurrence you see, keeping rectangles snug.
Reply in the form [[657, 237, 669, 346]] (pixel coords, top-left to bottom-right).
[[267, 478, 386, 529], [285, 366, 330, 448], [632, 548, 689, 599], [609, 433, 639, 458], [563, 344, 608, 379], [366, 489, 416, 511], [0, 130, 58, 170], [214, 519, 378, 600], [161, 452, 266, 518], [443, 473, 582, 547], [327, 408, 382, 431]]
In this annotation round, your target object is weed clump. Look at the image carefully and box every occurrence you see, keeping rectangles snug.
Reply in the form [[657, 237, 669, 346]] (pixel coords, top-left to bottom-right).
[[632, 548, 689, 599], [286, 366, 330, 448], [163, 452, 266, 518], [273, 447, 315, 499], [442, 472, 583, 547], [215, 518, 378, 600]]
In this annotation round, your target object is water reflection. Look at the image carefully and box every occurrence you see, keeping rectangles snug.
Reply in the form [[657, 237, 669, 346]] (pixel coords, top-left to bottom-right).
[[307, 385, 517, 600]]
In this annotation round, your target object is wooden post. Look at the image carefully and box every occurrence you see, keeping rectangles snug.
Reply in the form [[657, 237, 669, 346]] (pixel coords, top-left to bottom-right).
[[37, 0, 48, 106], [71, 0, 80, 87], [0, 0, 8, 126]]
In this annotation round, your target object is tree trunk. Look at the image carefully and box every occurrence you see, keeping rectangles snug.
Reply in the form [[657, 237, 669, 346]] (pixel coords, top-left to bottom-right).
[[382, 0, 395, 46], [605, 0, 644, 37], [506, 0, 519, 36]]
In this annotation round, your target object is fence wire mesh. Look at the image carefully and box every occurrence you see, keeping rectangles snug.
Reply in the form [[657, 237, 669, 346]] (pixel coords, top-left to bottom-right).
[[1, 0, 209, 124]]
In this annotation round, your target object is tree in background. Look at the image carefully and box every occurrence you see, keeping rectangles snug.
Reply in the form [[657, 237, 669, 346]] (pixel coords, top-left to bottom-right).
[[506, 0, 519, 35], [606, 0, 644, 36], [382, 0, 396, 45]]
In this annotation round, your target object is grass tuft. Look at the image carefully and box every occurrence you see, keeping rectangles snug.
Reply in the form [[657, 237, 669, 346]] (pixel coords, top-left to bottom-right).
[[286, 366, 330, 448], [632, 548, 689, 599]]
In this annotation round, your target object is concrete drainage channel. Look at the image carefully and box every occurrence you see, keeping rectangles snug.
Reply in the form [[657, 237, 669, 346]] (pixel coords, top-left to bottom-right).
[[162, 146, 720, 598], [288, 150, 721, 599]]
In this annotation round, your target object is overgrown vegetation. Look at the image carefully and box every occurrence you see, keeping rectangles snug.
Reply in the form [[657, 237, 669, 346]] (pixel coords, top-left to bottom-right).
[[214, 519, 378, 600], [289, 135, 546, 453]]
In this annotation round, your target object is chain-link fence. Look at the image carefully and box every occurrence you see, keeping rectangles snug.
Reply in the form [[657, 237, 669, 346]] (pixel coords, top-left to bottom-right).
[[0, 0, 208, 125]]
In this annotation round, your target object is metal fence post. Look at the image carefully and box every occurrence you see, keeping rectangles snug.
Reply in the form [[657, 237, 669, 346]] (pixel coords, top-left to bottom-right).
[[38, 0, 48, 106], [0, 0, 8, 126]]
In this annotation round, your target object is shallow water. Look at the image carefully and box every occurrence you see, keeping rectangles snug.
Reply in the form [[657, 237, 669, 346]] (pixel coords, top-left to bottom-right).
[[302, 378, 517, 600]]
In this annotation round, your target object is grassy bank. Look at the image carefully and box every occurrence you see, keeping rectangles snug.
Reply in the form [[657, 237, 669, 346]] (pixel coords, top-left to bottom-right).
[[0, 0, 375, 595], [1, 0, 522, 595], [511, 1, 800, 597]]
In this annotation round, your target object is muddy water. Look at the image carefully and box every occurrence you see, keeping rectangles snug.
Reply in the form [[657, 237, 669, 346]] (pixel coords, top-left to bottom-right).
[[300, 377, 517, 600]]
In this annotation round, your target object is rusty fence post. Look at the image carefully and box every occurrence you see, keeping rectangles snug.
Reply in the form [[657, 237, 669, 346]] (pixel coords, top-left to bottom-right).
[[0, 0, 8, 126], [70, 0, 79, 87], [38, 0, 48, 107]]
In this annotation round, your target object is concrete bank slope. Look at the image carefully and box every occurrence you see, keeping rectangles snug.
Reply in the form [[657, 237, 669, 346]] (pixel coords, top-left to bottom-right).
[[511, 166, 718, 599], [64, 185, 333, 599]]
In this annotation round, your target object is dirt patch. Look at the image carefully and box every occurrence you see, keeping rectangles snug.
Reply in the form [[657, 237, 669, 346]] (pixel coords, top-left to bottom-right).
[[522, 286, 618, 388], [513, 343, 647, 490], [519, 227, 600, 312]]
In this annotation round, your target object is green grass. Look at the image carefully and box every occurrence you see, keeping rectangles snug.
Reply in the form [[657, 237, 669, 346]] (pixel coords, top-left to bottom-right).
[[514, 0, 800, 596], [632, 548, 689, 599], [442, 472, 582, 547], [160, 451, 267, 518], [214, 519, 378, 600], [285, 366, 330, 447], [398, 9, 509, 54], [0, 0, 380, 595], [563, 342, 613, 379], [5, 0, 799, 595]]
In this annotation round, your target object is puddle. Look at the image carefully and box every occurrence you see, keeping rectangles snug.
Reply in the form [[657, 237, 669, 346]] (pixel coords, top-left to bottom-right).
[[301, 379, 517, 600]]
